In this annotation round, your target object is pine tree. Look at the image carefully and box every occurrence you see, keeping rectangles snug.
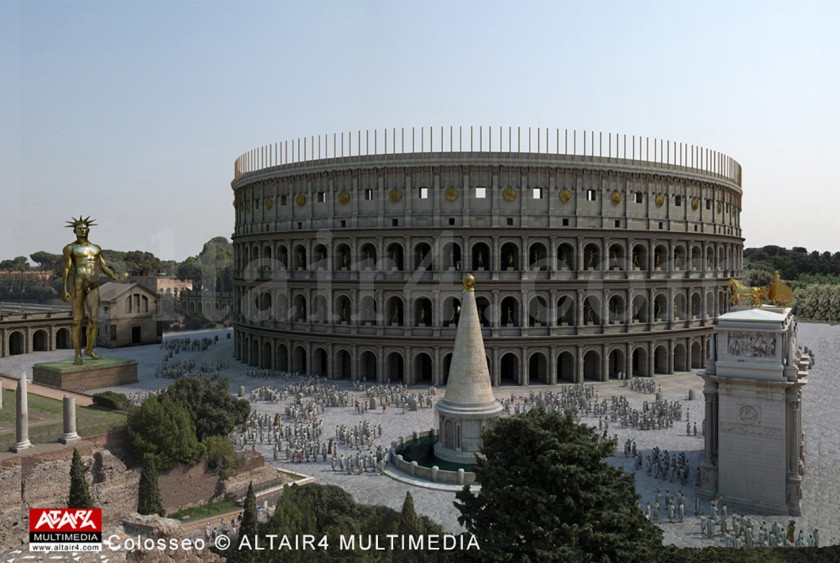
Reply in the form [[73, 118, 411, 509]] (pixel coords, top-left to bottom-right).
[[68, 448, 94, 508], [239, 482, 258, 541], [137, 454, 165, 516], [398, 491, 422, 536]]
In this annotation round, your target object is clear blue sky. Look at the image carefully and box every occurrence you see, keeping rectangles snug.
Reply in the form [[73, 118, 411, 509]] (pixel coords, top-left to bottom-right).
[[2, 0, 837, 263]]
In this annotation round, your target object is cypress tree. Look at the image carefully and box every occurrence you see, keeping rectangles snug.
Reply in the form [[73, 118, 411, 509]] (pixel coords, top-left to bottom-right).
[[68, 448, 94, 508], [137, 454, 165, 516], [398, 491, 422, 536], [239, 482, 258, 539]]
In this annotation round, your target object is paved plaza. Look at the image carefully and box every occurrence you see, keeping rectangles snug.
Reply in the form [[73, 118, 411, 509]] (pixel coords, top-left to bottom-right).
[[1, 322, 837, 548]]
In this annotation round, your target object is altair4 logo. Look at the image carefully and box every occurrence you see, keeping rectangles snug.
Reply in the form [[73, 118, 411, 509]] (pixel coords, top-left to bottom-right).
[[31, 508, 102, 532]]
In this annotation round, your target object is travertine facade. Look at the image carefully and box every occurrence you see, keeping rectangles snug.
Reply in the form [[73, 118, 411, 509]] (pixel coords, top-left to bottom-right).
[[699, 306, 810, 515], [231, 127, 743, 385], [0, 303, 73, 358]]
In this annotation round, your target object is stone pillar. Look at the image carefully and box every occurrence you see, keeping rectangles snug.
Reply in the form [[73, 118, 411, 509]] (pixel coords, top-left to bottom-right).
[[700, 379, 717, 497], [60, 396, 80, 444], [10, 374, 32, 452]]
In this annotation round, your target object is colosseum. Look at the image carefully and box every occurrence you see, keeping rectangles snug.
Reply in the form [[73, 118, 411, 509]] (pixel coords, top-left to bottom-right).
[[231, 126, 743, 386]]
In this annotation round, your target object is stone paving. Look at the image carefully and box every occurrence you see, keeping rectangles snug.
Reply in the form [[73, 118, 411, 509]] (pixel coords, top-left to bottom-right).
[[1, 322, 837, 548]]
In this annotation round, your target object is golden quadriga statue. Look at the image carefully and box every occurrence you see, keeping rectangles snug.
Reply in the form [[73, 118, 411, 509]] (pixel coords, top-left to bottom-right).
[[61, 216, 129, 365]]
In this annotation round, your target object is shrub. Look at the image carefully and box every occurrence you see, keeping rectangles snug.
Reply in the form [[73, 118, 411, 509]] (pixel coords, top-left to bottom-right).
[[92, 390, 130, 411], [205, 435, 236, 479]]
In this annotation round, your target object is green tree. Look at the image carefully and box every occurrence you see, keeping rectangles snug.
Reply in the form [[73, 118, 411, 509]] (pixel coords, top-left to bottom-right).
[[0, 256, 30, 271], [122, 250, 162, 276], [30, 251, 61, 272], [205, 435, 236, 479], [137, 454, 165, 516], [68, 448, 94, 508], [239, 482, 258, 544], [455, 409, 662, 562], [159, 377, 249, 441], [398, 491, 422, 536], [126, 395, 205, 470]]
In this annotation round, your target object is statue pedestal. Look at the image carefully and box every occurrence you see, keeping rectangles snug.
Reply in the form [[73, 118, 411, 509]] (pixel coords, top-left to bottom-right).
[[33, 357, 138, 391]]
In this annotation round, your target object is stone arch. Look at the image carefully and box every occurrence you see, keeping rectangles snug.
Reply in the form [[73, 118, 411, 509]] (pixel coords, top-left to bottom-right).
[[607, 294, 626, 324], [414, 297, 432, 326], [312, 347, 328, 376], [414, 352, 433, 385], [528, 296, 548, 326], [653, 293, 668, 322], [442, 242, 462, 270], [705, 290, 715, 317], [276, 343, 289, 372], [476, 296, 492, 327], [292, 294, 307, 321], [472, 241, 492, 270], [56, 328, 71, 349], [557, 242, 575, 270], [335, 243, 352, 270], [500, 352, 519, 385], [359, 350, 377, 382], [500, 296, 520, 326], [500, 242, 520, 270], [631, 243, 648, 270], [607, 243, 626, 270], [583, 242, 601, 271], [335, 295, 352, 324], [673, 245, 687, 271], [528, 242, 548, 270], [277, 244, 289, 269], [443, 296, 461, 327], [654, 344, 669, 374], [557, 351, 575, 382], [261, 341, 272, 369], [386, 242, 404, 270], [718, 289, 728, 315], [257, 291, 272, 315], [706, 245, 715, 270], [313, 243, 328, 269], [359, 243, 377, 269], [556, 295, 575, 325], [691, 340, 704, 369], [335, 349, 352, 379], [583, 350, 602, 381], [653, 244, 668, 270], [312, 294, 328, 323], [32, 329, 48, 352], [413, 242, 433, 270], [359, 295, 377, 325], [528, 352, 549, 384], [386, 351, 405, 383], [386, 296, 404, 325], [608, 348, 625, 379], [690, 292, 702, 318], [674, 293, 687, 320], [583, 295, 602, 325], [250, 338, 260, 367], [293, 244, 307, 270], [673, 342, 688, 372], [632, 294, 649, 323], [631, 346, 649, 377], [691, 245, 702, 270], [262, 245, 272, 268], [292, 346, 308, 374]]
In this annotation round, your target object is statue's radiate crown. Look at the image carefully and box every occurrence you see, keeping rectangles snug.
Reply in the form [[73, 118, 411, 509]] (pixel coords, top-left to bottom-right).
[[65, 215, 97, 229]]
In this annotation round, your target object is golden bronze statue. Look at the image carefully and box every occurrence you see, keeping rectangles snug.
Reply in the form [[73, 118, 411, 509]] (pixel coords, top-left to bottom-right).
[[726, 279, 767, 308], [61, 216, 129, 365], [767, 271, 793, 306]]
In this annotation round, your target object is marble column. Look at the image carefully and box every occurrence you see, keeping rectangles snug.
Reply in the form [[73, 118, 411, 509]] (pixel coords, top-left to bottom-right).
[[60, 396, 80, 444], [10, 373, 32, 452]]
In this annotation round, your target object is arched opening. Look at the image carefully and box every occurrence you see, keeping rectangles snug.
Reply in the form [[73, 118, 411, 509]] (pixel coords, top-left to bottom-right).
[[443, 242, 462, 270], [528, 296, 548, 326], [607, 244, 625, 270], [653, 245, 668, 270], [32, 330, 48, 352], [674, 343, 688, 372], [690, 292, 702, 319], [500, 296, 519, 326], [528, 242, 548, 270], [718, 290, 728, 315], [313, 244, 328, 269], [583, 295, 601, 325], [442, 353, 453, 386], [583, 243, 601, 271], [336, 244, 352, 270], [500, 353, 519, 385], [336, 295, 352, 324], [632, 347, 649, 377], [528, 352, 548, 384], [258, 292, 272, 315], [359, 351, 377, 382], [674, 246, 686, 271], [706, 291, 715, 318], [653, 294, 667, 322], [386, 352, 404, 383], [414, 353, 433, 384], [472, 242, 491, 270], [500, 242, 519, 271], [557, 243, 575, 270], [414, 297, 432, 326], [312, 348, 328, 376], [691, 245, 702, 270], [556, 295, 575, 325], [608, 295, 625, 324], [631, 244, 648, 271], [476, 297, 491, 327], [360, 296, 377, 325], [443, 297, 461, 327], [250, 339, 259, 367], [56, 328, 71, 349], [277, 244, 288, 269], [654, 345, 669, 374], [276, 344, 289, 372], [292, 346, 308, 374], [557, 351, 575, 382], [414, 242, 432, 270], [691, 341, 704, 369], [359, 243, 377, 269], [262, 245, 272, 269], [313, 294, 328, 323], [608, 349, 625, 379], [293, 294, 307, 322], [706, 246, 715, 271], [336, 350, 352, 379], [674, 293, 687, 321], [387, 296, 404, 325], [261, 341, 272, 369], [632, 294, 649, 323], [386, 243, 404, 270], [583, 350, 602, 381], [293, 245, 307, 270]]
